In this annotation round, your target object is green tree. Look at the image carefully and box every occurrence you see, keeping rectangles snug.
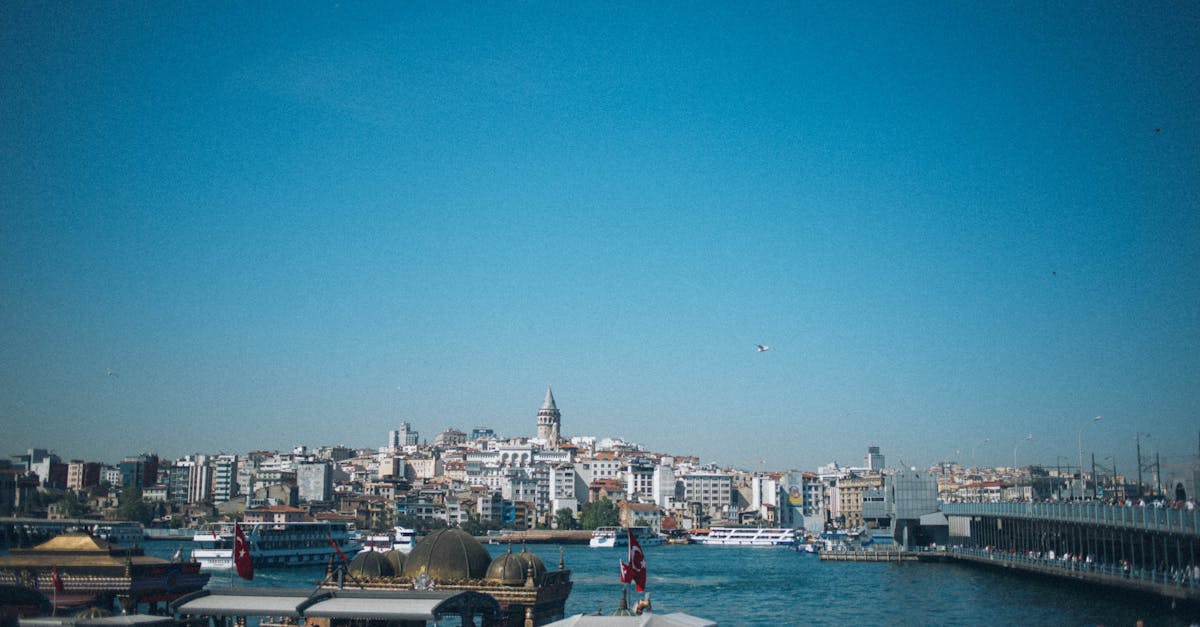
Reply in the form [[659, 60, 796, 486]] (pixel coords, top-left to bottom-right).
[[554, 508, 579, 530], [633, 517, 650, 528], [579, 498, 620, 530], [116, 488, 154, 525]]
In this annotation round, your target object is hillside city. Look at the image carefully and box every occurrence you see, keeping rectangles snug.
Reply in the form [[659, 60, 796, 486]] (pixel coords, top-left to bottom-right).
[[3, 387, 1190, 536]]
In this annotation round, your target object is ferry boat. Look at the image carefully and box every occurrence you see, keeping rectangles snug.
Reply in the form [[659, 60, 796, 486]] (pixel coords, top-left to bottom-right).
[[695, 526, 797, 546], [192, 521, 361, 569], [588, 526, 664, 548], [360, 525, 417, 554]]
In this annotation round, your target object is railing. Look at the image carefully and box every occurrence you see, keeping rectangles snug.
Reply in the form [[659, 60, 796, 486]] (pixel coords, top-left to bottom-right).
[[940, 502, 1200, 536], [948, 546, 1200, 593]]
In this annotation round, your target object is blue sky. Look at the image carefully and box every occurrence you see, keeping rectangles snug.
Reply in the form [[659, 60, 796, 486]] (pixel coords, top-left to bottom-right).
[[3, 2, 1197, 475]]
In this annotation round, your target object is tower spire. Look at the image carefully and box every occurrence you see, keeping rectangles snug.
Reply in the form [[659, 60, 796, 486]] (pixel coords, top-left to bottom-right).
[[536, 384, 561, 448]]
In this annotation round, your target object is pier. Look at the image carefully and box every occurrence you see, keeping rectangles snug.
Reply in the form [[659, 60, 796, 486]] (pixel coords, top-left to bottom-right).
[[818, 549, 944, 562]]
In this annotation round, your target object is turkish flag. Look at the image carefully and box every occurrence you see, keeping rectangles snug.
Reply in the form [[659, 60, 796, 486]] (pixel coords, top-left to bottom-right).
[[52, 565, 65, 592], [618, 529, 646, 592], [233, 522, 254, 581]]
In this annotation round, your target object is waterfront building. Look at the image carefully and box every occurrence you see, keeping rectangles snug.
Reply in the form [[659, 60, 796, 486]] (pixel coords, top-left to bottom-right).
[[0, 533, 210, 615], [624, 459, 656, 502], [318, 528, 573, 626], [536, 385, 562, 449], [619, 501, 664, 530], [829, 473, 884, 529], [679, 471, 734, 522]]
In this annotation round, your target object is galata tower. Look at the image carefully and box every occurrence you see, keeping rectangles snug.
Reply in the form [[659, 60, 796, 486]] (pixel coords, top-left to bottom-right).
[[536, 385, 561, 448]]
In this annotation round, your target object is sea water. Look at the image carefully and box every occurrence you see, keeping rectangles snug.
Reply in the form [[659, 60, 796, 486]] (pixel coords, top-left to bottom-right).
[[148, 543, 1200, 626]]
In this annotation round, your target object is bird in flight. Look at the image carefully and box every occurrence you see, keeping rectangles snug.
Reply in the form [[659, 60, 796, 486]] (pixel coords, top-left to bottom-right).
[[756, 345, 770, 352], [105, 368, 118, 377]]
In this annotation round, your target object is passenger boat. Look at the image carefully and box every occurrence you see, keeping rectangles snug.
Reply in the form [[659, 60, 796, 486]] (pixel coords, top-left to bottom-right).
[[192, 521, 361, 569], [588, 526, 663, 548], [360, 525, 417, 554], [695, 526, 797, 546]]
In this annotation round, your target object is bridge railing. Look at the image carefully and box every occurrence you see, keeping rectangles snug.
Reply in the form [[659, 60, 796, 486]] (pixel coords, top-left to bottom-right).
[[939, 502, 1200, 536], [948, 546, 1200, 591]]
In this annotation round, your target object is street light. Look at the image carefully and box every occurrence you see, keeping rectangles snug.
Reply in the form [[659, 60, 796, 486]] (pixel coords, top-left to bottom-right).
[[1078, 415, 1101, 498], [1014, 433, 1033, 469], [1134, 432, 1150, 499], [972, 437, 991, 469]]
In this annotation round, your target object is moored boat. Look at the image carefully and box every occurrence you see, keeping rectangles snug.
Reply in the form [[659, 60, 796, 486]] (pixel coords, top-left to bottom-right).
[[360, 525, 417, 554], [192, 520, 361, 569], [588, 526, 663, 548], [695, 526, 797, 547]]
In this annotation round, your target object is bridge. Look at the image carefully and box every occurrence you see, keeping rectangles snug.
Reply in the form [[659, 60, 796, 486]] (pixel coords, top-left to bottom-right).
[[940, 503, 1200, 603]]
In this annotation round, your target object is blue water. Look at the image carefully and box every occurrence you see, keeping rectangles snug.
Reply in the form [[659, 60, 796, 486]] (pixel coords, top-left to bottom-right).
[[146, 543, 1200, 626]]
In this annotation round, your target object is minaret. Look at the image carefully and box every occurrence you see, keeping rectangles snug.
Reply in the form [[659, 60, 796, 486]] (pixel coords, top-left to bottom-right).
[[536, 385, 561, 448]]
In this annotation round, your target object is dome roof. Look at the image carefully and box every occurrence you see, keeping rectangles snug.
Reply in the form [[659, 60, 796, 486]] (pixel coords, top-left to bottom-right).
[[401, 528, 490, 581], [383, 549, 406, 575], [517, 547, 546, 581], [485, 548, 526, 585], [348, 550, 394, 577]]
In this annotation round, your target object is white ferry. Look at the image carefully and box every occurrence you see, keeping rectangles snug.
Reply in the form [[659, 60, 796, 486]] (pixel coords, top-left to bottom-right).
[[192, 521, 361, 569], [695, 526, 797, 547], [360, 525, 417, 554], [589, 526, 664, 548]]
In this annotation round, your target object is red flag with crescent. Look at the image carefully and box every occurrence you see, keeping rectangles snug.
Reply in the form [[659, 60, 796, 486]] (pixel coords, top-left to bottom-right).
[[327, 527, 350, 566], [233, 522, 254, 580], [618, 528, 646, 592], [52, 565, 65, 592]]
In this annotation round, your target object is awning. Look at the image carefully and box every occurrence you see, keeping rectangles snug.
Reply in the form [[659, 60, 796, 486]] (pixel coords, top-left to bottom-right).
[[305, 597, 444, 621], [171, 588, 501, 622], [171, 589, 325, 617]]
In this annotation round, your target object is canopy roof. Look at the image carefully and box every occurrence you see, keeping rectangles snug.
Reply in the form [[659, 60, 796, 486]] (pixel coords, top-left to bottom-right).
[[172, 588, 501, 622]]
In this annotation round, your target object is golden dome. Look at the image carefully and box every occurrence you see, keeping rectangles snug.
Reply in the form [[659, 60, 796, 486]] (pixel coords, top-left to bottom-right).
[[516, 547, 546, 581], [400, 528, 490, 581], [484, 548, 526, 585], [348, 551, 394, 577], [383, 549, 406, 574]]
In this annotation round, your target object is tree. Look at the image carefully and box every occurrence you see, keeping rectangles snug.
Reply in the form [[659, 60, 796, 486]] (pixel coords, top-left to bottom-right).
[[116, 488, 154, 525], [579, 498, 620, 529], [554, 508, 579, 530]]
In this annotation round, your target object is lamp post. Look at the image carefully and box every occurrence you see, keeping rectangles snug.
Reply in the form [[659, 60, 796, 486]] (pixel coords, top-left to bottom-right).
[[1078, 415, 1101, 500], [972, 438, 991, 470], [1014, 434, 1033, 469], [1134, 432, 1150, 499]]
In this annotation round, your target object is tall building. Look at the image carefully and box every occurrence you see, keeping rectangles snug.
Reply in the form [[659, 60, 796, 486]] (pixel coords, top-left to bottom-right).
[[865, 446, 885, 472], [387, 422, 419, 452], [536, 385, 561, 448], [297, 461, 333, 502], [212, 455, 238, 503]]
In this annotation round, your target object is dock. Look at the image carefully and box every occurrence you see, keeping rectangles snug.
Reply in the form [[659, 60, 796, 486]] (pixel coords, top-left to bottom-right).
[[818, 549, 945, 562]]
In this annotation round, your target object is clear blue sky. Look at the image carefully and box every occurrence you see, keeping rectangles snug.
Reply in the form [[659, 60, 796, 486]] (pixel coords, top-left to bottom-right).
[[3, 2, 1197, 475]]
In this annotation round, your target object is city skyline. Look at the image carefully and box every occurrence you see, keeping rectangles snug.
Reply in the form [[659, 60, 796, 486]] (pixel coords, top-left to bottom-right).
[[3, 4, 1198, 474]]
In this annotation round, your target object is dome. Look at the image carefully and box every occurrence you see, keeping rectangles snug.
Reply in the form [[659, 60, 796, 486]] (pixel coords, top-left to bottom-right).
[[485, 548, 526, 585], [383, 549, 406, 574], [348, 550, 394, 577], [516, 547, 547, 581], [401, 528, 490, 581]]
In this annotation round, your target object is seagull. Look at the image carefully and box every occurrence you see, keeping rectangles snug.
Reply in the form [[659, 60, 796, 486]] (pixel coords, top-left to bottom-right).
[[105, 368, 118, 377], [756, 345, 770, 352]]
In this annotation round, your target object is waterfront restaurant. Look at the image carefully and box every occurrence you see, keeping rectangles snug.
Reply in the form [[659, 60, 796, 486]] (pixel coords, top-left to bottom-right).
[[0, 534, 209, 615]]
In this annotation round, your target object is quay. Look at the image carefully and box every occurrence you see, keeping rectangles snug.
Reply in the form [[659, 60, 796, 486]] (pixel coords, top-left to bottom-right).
[[486, 530, 593, 545], [818, 549, 945, 562]]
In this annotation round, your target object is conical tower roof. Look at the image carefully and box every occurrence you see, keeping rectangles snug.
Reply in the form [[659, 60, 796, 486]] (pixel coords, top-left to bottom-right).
[[541, 385, 557, 410]]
